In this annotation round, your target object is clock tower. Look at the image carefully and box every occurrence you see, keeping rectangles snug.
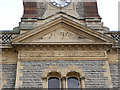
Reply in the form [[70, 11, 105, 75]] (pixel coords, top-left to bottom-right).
[[43, 0, 80, 18], [21, 0, 106, 33]]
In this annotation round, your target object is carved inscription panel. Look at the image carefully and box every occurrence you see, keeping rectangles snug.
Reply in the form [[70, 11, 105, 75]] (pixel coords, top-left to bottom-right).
[[18, 51, 107, 60], [31, 28, 94, 42]]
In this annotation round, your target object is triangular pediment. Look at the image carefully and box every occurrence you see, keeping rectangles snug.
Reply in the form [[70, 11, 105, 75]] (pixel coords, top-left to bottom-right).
[[13, 16, 113, 44]]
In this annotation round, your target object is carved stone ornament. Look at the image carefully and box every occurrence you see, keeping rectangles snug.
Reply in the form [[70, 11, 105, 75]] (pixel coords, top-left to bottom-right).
[[30, 28, 94, 43]]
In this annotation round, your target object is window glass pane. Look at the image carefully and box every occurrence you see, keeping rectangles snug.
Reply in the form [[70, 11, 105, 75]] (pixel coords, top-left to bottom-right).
[[67, 77, 79, 88], [48, 77, 60, 89]]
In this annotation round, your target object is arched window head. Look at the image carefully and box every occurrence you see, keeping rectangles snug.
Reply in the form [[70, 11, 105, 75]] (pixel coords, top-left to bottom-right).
[[66, 71, 80, 77], [47, 72, 61, 77], [67, 77, 80, 88], [42, 66, 85, 88], [48, 77, 60, 89]]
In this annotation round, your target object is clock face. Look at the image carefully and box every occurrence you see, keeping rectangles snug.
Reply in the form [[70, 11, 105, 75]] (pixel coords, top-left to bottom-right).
[[50, 0, 72, 8]]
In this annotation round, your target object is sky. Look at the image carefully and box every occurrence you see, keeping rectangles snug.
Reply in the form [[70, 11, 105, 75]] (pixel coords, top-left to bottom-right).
[[0, 0, 119, 31]]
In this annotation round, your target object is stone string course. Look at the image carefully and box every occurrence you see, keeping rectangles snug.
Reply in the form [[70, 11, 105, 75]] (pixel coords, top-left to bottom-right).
[[37, 2, 46, 18], [0, 61, 119, 88], [0, 64, 17, 88], [37, 2, 85, 18], [109, 64, 119, 88], [20, 60, 108, 88], [76, 2, 85, 18]]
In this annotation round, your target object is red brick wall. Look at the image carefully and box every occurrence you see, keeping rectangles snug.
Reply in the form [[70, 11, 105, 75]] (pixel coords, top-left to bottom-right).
[[22, 2, 38, 18], [84, 2, 100, 17]]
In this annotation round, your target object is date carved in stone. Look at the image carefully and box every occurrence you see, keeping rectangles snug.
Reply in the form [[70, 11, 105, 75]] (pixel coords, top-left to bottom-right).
[[33, 28, 94, 43]]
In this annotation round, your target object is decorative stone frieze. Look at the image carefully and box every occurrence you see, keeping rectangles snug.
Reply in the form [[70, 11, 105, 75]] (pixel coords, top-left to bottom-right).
[[18, 51, 107, 60]]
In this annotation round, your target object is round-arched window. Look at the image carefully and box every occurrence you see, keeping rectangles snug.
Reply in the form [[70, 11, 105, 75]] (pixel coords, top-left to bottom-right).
[[67, 77, 80, 88], [48, 77, 60, 89]]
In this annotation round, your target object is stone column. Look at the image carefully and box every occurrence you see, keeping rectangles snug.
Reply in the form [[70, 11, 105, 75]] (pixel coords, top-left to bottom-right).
[[61, 77, 66, 89], [42, 77, 47, 88], [80, 77, 85, 88]]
